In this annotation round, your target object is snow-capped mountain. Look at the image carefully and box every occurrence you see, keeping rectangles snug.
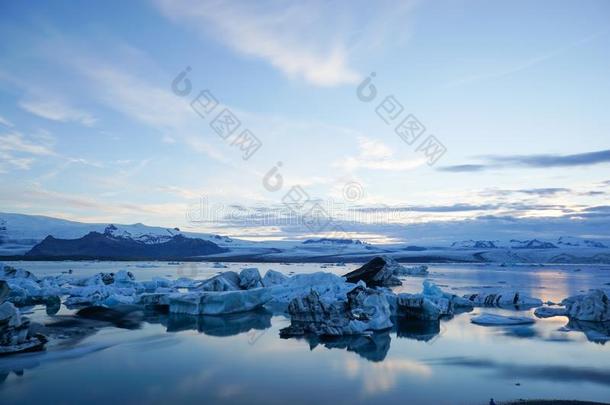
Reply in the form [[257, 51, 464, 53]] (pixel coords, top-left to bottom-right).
[[2, 212, 610, 263], [0, 212, 235, 255], [509, 239, 558, 249], [556, 236, 608, 248], [451, 240, 500, 249]]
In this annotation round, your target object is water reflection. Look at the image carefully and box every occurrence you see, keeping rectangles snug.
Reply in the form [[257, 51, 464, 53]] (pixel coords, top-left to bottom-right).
[[162, 309, 272, 336], [565, 319, 610, 344], [286, 333, 392, 362], [430, 356, 610, 386], [393, 317, 441, 342]]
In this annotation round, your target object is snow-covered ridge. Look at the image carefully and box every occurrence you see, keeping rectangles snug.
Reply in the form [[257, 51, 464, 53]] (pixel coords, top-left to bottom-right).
[[2, 213, 610, 264], [0, 213, 235, 255]]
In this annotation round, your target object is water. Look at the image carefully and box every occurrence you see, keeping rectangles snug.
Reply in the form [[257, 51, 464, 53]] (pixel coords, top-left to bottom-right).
[[2, 261, 610, 405]]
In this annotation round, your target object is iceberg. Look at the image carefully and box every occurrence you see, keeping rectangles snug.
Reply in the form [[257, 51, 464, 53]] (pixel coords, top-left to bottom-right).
[[534, 306, 567, 318], [562, 289, 610, 322], [342, 256, 402, 287], [169, 288, 270, 315], [471, 313, 536, 326], [239, 268, 263, 289], [198, 271, 241, 291], [280, 285, 392, 336], [463, 291, 542, 309], [261, 269, 289, 287], [0, 301, 46, 355]]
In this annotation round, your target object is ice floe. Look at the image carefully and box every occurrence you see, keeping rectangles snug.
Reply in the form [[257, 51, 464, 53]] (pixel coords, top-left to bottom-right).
[[471, 314, 536, 326]]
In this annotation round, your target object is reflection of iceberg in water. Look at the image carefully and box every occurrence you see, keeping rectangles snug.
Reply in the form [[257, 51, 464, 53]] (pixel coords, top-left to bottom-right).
[[162, 309, 272, 337], [287, 332, 392, 362], [565, 319, 610, 344], [393, 317, 441, 342]]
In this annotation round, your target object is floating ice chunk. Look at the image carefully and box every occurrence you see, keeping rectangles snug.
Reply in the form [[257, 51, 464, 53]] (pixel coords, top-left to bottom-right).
[[534, 306, 567, 318], [137, 292, 172, 307], [463, 291, 542, 309], [422, 280, 474, 309], [0, 301, 46, 354], [102, 294, 135, 306], [141, 277, 173, 291], [212, 262, 228, 269], [172, 277, 198, 289], [394, 264, 429, 277], [198, 271, 241, 291], [471, 313, 535, 326], [1, 266, 39, 282], [261, 270, 288, 287], [562, 290, 610, 322], [264, 272, 352, 309], [280, 285, 392, 336], [169, 288, 269, 315], [239, 268, 263, 289], [343, 257, 402, 287], [396, 293, 451, 320], [113, 270, 136, 286]]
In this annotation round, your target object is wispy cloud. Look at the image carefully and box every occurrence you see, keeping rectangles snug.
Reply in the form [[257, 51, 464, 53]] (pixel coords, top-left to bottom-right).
[[335, 136, 426, 172], [440, 149, 610, 172], [154, 0, 416, 87], [0, 132, 55, 156], [448, 30, 607, 87], [154, 0, 361, 86], [0, 115, 14, 128], [19, 97, 96, 126]]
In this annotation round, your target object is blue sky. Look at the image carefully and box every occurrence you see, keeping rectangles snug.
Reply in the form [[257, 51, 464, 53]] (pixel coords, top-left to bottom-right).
[[1, 0, 609, 242]]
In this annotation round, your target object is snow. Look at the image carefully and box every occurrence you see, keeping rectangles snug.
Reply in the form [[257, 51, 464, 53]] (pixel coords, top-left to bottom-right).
[[3, 212, 610, 263], [471, 314, 536, 326]]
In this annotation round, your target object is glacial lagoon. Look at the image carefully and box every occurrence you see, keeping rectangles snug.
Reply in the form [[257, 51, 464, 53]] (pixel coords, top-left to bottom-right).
[[2, 261, 610, 405]]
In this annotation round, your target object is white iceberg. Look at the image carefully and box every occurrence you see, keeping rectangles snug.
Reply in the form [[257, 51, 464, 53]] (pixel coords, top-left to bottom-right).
[[471, 313, 535, 326], [534, 306, 567, 318]]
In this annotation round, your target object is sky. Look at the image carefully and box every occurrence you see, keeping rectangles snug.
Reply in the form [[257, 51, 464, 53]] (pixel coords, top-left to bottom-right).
[[0, 0, 609, 243]]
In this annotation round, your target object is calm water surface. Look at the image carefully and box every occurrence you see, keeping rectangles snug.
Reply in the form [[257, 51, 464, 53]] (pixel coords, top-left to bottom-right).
[[1, 261, 610, 405]]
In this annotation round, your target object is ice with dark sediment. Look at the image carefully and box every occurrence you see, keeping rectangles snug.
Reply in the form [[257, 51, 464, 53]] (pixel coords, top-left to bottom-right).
[[463, 291, 543, 309], [280, 283, 393, 336], [561, 289, 610, 322]]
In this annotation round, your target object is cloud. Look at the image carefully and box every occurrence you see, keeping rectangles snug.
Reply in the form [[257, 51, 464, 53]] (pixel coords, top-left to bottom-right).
[[492, 149, 610, 167], [517, 187, 571, 196], [154, 0, 360, 86], [335, 136, 426, 172], [154, 0, 415, 86], [0, 132, 55, 156], [440, 149, 610, 172], [0, 115, 14, 128], [448, 31, 607, 87], [19, 98, 96, 126], [438, 164, 486, 172]]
